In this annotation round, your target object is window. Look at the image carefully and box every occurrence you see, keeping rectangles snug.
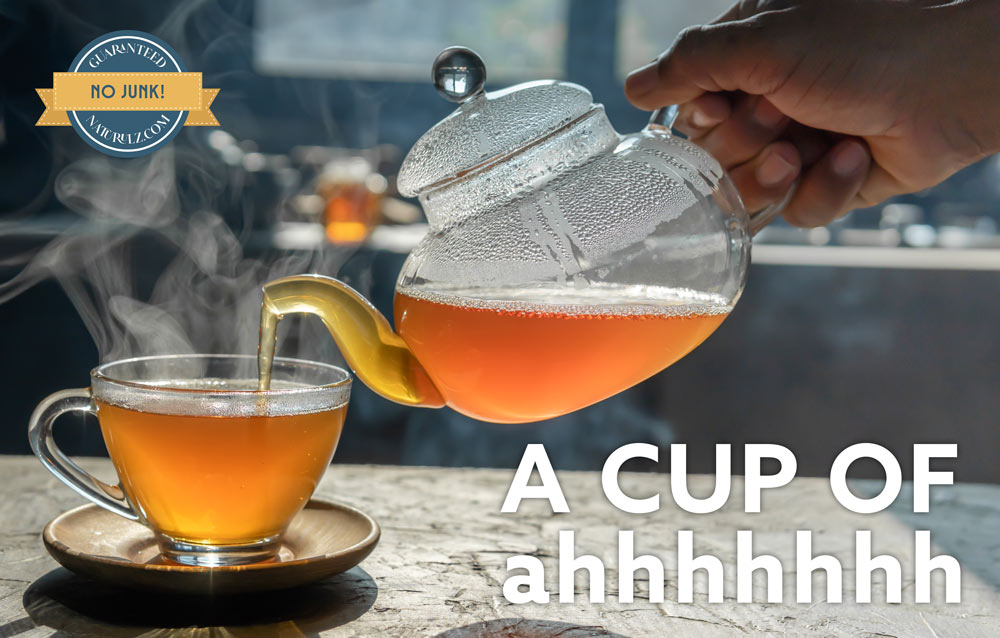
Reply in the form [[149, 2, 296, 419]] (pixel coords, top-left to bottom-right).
[[255, 0, 568, 81]]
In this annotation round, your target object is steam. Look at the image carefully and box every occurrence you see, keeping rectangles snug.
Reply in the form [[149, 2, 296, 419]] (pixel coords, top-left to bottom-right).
[[1, 146, 353, 368]]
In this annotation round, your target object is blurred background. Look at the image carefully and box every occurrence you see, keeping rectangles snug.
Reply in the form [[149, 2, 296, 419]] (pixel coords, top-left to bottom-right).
[[1, 0, 998, 481]]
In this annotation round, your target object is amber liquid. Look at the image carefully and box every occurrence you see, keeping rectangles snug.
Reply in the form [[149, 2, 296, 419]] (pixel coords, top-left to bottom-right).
[[97, 398, 345, 545], [322, 181, 382, 244], [394, 291, 728, 423]]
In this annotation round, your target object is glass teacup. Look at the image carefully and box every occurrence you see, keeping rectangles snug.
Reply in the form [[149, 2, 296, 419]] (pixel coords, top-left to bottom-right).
[[28, 354, 351, 567]]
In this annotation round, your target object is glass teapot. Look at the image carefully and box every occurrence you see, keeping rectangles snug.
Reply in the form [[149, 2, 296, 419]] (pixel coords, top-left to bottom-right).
[[259, 47, 782, 424]]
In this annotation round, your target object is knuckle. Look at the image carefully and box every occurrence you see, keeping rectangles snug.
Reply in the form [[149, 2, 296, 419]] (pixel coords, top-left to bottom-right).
[[673, 25, 709, 55]]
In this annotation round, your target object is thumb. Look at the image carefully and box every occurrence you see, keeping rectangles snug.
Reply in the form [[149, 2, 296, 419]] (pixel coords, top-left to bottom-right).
[[625, 17, 787, 110]]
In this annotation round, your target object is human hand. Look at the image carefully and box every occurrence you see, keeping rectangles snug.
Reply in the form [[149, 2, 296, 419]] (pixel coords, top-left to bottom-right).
[[625, 0, 1000, 227]]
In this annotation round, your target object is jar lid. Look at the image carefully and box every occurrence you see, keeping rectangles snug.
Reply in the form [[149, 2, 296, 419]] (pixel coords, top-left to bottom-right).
[[397, 47, 594, 197]]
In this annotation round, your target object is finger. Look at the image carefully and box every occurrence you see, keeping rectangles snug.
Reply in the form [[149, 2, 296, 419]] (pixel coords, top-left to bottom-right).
[[783, 139, 872, 227], [696, 95, 789, 169], [673, 93, 731, 138], [625, 17, 788, 110], [728, 141, 801, 212], [783, 122, 834, 167], [846, 163, 912, 212]]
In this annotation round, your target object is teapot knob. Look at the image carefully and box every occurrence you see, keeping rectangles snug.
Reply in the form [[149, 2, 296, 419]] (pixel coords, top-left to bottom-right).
[[432, 46, 486, 103]]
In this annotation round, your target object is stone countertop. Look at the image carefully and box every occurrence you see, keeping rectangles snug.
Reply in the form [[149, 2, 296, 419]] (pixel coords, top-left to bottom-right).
[[1, 456, 998, 637]]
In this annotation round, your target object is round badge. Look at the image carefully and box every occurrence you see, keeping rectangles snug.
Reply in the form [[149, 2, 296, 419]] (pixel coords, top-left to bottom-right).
[[67, 30, 189, 158]]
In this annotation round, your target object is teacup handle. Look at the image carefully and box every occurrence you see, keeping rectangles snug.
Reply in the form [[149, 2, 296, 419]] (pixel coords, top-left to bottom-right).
[[28, 389, 139, 521], [649, 106, 797, 235]]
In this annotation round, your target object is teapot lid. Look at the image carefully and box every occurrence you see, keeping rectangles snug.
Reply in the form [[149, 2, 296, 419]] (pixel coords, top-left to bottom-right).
[[397, 47, 594, 197]]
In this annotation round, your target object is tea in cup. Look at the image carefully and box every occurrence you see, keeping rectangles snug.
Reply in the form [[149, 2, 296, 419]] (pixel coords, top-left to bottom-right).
[[29, 354, 351, 566]]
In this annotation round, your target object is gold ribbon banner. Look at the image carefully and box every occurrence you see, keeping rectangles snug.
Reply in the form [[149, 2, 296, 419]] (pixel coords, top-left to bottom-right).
[[36, 72, 219, 126]]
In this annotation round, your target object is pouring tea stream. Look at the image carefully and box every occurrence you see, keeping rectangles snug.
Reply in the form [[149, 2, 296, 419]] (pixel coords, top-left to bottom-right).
[[258, 47, 786, 424]]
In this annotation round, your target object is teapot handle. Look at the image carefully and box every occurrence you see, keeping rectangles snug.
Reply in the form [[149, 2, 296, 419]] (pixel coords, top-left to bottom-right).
[[648, 106, 796, 236]]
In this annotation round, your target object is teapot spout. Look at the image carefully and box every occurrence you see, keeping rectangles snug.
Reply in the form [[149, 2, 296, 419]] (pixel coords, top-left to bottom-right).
[[258, 274, 444, 408]]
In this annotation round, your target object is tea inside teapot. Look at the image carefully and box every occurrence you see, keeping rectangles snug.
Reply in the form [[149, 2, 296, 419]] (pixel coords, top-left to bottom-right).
[[393, 285, 727, 422]]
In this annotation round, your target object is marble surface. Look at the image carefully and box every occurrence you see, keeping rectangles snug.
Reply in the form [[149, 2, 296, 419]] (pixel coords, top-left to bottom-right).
[[1, 456, 998, 637]]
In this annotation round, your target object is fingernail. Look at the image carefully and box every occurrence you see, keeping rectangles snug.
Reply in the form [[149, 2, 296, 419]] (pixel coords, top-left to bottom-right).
[[752, 98, 786, 129], [690, 107, 720, 128], [625, 63, 658, 96], [756, 149, 797, 187], [832, 141, 868, 178]]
